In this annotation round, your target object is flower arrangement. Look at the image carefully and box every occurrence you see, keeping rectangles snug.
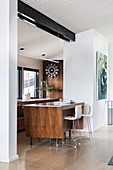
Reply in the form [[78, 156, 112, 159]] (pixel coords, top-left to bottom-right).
[[41, 81, 62, 92]]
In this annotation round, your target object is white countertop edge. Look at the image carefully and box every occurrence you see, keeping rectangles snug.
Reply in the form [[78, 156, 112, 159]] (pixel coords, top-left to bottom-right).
[[23, 103, 76, 107], [17, 98, 58, 102]]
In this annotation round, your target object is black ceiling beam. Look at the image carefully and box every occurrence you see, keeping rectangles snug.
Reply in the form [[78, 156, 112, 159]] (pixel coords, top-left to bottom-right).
[[18, 0, 75, 42]]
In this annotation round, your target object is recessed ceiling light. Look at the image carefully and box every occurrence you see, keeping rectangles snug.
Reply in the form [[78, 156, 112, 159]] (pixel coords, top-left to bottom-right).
[[19, 47, 24, 51], [42, 53, 46, 56]]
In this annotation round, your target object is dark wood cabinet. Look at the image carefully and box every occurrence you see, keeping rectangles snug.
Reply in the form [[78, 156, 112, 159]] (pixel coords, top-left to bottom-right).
[[17, 103, 24, 132]]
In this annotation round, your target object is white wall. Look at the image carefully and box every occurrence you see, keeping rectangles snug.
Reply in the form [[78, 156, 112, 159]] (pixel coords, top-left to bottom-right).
[[64, 29, 94, 131], [0, 0, 18, 162], [109, 43, 113, 99], [18, 55, 43, 98], [64, 29, 108, 131], [64, 29, 94, 103], [93, 30, 108, 131]]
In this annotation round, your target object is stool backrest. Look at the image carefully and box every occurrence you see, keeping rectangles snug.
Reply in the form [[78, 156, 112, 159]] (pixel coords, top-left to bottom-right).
[[84, 104, 92, 116], [75, 105, 82, 119]]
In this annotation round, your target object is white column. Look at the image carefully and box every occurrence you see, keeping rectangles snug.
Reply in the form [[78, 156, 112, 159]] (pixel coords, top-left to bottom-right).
[[0, 0, 18, 162]]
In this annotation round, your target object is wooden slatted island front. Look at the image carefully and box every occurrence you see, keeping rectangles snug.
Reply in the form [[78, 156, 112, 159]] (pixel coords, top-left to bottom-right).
[[23, 102, 84, 140]]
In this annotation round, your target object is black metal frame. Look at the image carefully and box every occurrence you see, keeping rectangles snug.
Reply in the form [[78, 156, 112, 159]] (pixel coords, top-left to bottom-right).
[[18, 0, 75, 42], [24, 67, 39, 72], [17, 66, 22, 99]]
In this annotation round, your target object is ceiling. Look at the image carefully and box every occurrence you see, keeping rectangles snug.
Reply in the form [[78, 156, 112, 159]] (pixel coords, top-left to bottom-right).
[[18, 19, 64, 60], [21, 0, 113, 44]]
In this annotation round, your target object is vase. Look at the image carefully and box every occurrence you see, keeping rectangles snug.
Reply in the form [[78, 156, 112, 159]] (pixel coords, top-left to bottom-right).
[[46, 91, 50, 98]]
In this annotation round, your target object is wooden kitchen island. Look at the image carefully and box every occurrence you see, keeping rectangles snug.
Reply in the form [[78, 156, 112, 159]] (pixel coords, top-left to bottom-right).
[[17, 98, 59, 132], [23, 102, 84, 145]]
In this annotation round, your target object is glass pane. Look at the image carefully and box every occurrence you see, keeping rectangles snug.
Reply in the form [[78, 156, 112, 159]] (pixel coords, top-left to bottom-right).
[[24, 70, 36, 98]]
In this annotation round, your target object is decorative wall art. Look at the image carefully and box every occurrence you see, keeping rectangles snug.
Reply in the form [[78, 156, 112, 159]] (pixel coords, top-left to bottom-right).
[[96, 51, 107, 100], [45, 63, 59, 78]]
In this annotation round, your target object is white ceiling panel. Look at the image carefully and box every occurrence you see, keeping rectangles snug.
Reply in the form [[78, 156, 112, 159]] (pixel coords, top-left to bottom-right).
[[18, 19, 64, 60], [21, 0, 113, 43]]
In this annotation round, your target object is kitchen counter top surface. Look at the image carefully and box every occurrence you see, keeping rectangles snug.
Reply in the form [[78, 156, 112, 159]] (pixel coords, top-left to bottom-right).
[[23, 101, 77, 108], [17, 98, 59, 103]]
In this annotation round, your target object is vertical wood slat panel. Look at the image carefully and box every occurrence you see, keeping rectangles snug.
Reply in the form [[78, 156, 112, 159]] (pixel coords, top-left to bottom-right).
[[24, 106, 64, 139]]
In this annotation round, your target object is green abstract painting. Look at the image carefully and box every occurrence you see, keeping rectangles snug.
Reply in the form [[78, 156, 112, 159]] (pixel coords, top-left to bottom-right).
[[96, 52, 107, 100]]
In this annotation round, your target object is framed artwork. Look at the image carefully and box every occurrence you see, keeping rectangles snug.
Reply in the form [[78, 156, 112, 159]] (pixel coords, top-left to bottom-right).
[[96, 51, 107, 100]]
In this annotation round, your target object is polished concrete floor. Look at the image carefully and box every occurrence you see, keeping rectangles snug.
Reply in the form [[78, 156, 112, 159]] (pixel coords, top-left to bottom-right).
[[0, 126, 113, 170]]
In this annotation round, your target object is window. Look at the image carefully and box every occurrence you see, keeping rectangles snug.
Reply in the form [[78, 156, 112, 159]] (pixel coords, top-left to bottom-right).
[[23, 68, 39, 98], [17, 67, 22, 99]]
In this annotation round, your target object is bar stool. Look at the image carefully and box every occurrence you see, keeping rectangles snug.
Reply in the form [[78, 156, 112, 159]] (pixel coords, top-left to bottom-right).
[[63, 105, 82, 148], [82, 104, 93, 140]]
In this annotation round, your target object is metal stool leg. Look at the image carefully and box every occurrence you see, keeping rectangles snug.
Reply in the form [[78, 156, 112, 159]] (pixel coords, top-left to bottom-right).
[[78, 119, 82, 145], [30, 137, 32, 145], [62, 115, 65, 144], [49, 138, 52, 146], [56, 138, 65, 146], [87, 117, 93, 140], [73, 120, 77, 148], [69, 129, 71, 138], [64, 132, 66, 140], [87, 118, 90, 140], [62, 139, 64, 144], [63, 118, 66, 140], [38, 138, 40, 145], [56, 139, 58, 146]]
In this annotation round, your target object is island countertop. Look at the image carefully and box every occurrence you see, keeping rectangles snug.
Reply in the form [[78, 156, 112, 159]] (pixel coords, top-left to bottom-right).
[[17, 98, 59, 106], [23, 102, 84, 110], [23, 101, 75, 107], [17, 98, 59, 103]]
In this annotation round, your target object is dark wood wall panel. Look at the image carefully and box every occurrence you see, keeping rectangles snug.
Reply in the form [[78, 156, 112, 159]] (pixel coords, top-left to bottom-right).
[[43, 60, 63, 99]]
